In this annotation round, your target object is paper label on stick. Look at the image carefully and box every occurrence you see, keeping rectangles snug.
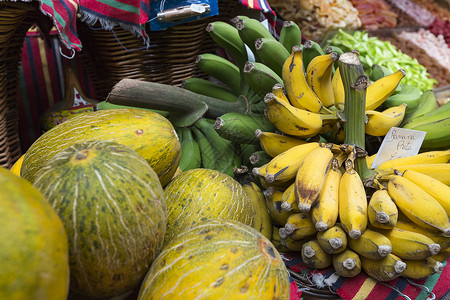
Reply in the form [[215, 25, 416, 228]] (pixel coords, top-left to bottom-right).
[[371, 127, 426, 169]]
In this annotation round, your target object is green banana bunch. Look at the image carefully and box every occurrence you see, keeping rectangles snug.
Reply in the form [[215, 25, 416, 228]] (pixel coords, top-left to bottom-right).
[[182, 78, 238, 102], [214, 112, 276, 144], [194, 118, 242, 176], [369, 64, 393, 82], [234, 16, 276, 60], [243, 61, 283, 97], [177, 126, 201, 172], [255, 37, 290, 77], [401, 89, 437, 125]]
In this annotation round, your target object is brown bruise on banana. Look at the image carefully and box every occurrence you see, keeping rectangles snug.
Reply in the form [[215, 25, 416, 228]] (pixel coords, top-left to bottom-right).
[[33, 141, 166, 298], [138, 220, 289, 299]]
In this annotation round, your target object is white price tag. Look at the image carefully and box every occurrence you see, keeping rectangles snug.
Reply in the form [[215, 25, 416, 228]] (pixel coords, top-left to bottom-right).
[[371, 127, 427, 169], [190, 4, 207, 13]]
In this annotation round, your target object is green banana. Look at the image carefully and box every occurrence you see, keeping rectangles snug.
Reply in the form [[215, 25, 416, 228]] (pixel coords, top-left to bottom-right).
[[384, 84, 422, 114], [191, 127, 217, 171], [302, 40, 325, 71], [405, 115, 450, 150], [254, 37, 290, 78], [279, 20, 302, 53], [235, 16, 276, 59], [401, 90, 437, 125], [182, 78, 238, 102], [402, 100, 450, 129], [370, 64, 393, 82], [206, 21, 248, 71], [214, 112, 276, 144], [243, 61, 283, 97], [240, 143, 262, 167], [94, 101, 169, 117], [178, 127, 202, 171], [249, 150, 272, 167], [195, 53, 241, 95], [194, 118, 242, 176]]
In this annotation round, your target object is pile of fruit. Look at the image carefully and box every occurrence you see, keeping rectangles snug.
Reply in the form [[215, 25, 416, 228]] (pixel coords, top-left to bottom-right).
[[2, 14, 450, 300]]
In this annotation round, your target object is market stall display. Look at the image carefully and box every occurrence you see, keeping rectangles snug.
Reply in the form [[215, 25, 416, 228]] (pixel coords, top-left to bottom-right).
[[1, 1, 450, 300]]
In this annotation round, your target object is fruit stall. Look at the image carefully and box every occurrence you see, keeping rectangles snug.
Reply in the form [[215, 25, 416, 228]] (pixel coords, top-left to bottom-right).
[[1, 0, 450, 299]]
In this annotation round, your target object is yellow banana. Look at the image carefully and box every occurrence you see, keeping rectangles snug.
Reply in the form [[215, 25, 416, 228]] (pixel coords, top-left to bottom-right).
[[311, 158, 341, 231], [280, 212, 317, 241], [348, 228, 392, 260], [366, 153, 377, 169], [282, 45, 323, 113], [243, 181, 273, 239], [387, 175, 450, 235], [401, 169, 450, 215], [375, 149, 450, 170], [271, 82, 290, 105], [271, 226, 291, 253], [402, 257, 444, 279], [306, 52, 339, 108], [258, 175, 294, 190], [280, 182, 299, 212], [375, 227, 441, 260], [365, 103, 407, 137], [281, 236, 312, 252], [264, 93, 334, 138], [365, 69, 406, 111], [395, 220, 450, 250], [263, 142, 320, 184], [255, 129, 308, 158], [264, 187, 295, 227], [333, 249, 362, 278], [316, 224, 347, 254], [368, 188, 398, 229], [361, 253, 406, 281], [332, 66, 345, 111], [295, 145, 334, 213], [387, 164, 450, 186], [430, 246, 450, 262], [301, 239, 333, 269], [339, 158, 368, 239]]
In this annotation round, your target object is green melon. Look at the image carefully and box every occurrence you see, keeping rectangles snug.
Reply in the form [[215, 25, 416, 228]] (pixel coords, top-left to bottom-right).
[[162, 168, 255, 246], [32, 140, 167, 299], [22, 108, 181, 186], [0, 167, 69, 300], [138, 219, 290, 299]]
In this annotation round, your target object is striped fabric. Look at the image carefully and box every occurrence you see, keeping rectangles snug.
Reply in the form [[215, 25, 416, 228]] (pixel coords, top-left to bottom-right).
[[239, 0, 276, 26], [284, 252, 450, 300]]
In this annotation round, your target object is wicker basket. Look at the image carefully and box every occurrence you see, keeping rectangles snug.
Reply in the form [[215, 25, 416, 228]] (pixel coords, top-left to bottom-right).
[[76, 0, 241, 100], [0, 2, 40, 169]]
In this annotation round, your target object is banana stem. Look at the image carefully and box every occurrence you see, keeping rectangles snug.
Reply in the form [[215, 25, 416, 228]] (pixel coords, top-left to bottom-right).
[[338, 53, 376, 183]]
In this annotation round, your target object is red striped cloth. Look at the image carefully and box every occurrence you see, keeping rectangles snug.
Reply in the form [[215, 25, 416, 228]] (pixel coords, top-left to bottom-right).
[[284, 252, 450, 300]]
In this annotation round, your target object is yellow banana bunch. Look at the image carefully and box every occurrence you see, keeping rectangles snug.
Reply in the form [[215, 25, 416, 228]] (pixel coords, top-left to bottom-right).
[[316, 224, 347, 254], [374, 149, 450, 170], [339, 155, 368, 239], [374, 227, 441, 260], [282, 45, 323, 113], [367, 187, 398, 229], [361, 253, 406, 281], [365, 69, 406, 110], [387, 164, 450, 186], [386, 175, 450, 235], [306, 52, 339, 108], [395, 219, 450, 250], [348, 228, 392, 260], [253, 142, 320, 184], [301, 239, 333, 269], [401, 257, 444, 279], [280, 235, 312, 252], [280, 212, 317, 241], [295, 144, 334, 213], [255, 129, 307, 158], [311, 158, 341, 231], [364, 103, 407, 136], [333, 249, 362, 278]]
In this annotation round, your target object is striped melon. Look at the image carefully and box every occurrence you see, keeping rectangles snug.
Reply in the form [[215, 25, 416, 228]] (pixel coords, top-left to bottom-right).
[[0, 167, 69, 300], [22, 108, 180, 186], [163, 168, 255, 246], [138, 219, 290, 299], [32, 140, 167, 299]]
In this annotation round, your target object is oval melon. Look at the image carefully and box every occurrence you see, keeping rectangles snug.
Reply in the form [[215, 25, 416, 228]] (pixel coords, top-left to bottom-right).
[[138, 219, 290, 299], [163, 168, 255, 246], [0, 167, 69, 300], [22, 108, 181, 186], [32, 140, 167, 299]]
